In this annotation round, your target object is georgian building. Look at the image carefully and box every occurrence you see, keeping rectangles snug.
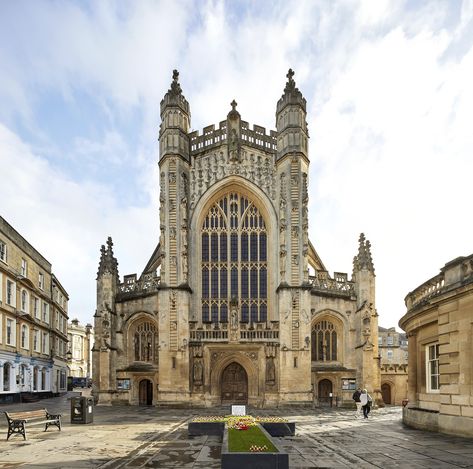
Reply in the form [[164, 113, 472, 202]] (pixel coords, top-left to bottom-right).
[[0, 216, 69, 403], [400, 252, 473, 437], [378, 326, 408, 405], [67, 318, 93, 378], [93, 70, 382, 407]]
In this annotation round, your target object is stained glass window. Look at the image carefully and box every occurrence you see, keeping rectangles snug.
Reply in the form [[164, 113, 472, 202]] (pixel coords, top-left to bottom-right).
[[201, 192, 268, 323]]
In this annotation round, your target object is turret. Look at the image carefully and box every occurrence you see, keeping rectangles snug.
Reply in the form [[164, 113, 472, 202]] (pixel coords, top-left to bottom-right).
[[158, 70, 191, 287], [159, 70, 191, 162], [92, 237, 119, 404], [276, 69, 309, 161], [352, 233, 382, 404]]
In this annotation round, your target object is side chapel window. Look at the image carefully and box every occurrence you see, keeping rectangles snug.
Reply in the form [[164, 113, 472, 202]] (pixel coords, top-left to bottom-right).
[[312, 320, 338, 361], [134, 322, 158, 362], [201, 193, 268, 323]]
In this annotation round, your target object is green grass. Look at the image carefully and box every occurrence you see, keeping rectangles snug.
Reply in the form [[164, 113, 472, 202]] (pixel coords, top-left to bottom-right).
[[228, 426, 278, 453]]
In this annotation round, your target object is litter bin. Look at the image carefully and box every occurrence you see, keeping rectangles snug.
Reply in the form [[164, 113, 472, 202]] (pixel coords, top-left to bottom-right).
[[71, 396, 94, 424]]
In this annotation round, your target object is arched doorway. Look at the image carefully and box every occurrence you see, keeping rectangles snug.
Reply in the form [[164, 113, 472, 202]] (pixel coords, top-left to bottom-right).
[[221, 362, 248, 404], [139, 379, 153, 405], [318, 379, 333, 406], [381, 383, 392, 405]]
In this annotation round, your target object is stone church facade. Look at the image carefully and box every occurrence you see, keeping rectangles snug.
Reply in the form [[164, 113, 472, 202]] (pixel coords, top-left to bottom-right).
[[92, 70, 382, 407]]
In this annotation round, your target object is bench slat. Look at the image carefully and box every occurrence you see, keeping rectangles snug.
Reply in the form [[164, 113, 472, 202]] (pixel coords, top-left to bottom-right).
[[7, 410, 47, 420]]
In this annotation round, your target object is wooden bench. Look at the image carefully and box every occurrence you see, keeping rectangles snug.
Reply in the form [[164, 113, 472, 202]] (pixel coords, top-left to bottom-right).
[[4, 408, 62, 440]]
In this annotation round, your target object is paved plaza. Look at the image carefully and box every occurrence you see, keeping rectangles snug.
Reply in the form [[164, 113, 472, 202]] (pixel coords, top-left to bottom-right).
[[1, 393, 473, 468]]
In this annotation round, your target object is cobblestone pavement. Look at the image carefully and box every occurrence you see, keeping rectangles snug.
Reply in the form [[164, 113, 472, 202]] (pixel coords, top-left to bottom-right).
[[1, 394, 473, 468]]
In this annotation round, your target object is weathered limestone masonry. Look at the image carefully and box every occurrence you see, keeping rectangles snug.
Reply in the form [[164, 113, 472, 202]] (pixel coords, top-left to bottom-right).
[[92, 70, 381, 407], [400, 252, 473, 437]]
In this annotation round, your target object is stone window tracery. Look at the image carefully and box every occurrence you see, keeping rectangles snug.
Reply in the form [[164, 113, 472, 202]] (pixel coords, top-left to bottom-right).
[[312, 320, 338, 361], [201, 192, 267, 323], [133, 321, 158, 363]]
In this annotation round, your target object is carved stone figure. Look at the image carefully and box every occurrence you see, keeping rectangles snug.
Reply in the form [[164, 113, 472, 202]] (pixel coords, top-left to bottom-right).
[[266, 357, 276, 384], [193, 358, 203, 384]]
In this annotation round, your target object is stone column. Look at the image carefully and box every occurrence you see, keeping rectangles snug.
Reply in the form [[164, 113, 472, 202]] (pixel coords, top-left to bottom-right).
[[0, 363, 4, 391], [407, 331, 417, 405]]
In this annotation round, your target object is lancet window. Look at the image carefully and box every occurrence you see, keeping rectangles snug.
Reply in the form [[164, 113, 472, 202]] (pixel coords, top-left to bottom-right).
[[201, 192, 268, 323], [312, 320, 338, 361], [133, 322, 158, 363]]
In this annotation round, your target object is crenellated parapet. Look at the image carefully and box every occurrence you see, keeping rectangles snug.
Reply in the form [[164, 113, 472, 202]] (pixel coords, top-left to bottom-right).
[[309, 270, 356, 298], [189, 120, 277, 156], [116, 272, 161, 302]]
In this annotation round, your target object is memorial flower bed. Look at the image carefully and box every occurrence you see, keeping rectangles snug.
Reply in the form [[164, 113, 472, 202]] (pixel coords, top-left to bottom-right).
[[227, 424, 278, 453]]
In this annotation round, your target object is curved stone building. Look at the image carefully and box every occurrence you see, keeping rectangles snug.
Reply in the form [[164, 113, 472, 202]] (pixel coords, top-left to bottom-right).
[[92, 70, 382, 407], [400, 253, 473, 437]]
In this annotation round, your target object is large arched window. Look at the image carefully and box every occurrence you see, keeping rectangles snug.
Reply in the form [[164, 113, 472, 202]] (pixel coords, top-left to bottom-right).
[[312, 320, 338, 361], [133, 321, 158, 363], [201, 192, 267, 323]]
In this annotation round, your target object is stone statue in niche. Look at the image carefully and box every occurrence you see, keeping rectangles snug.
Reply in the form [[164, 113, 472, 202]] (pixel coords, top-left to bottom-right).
[[266, 357, 276, 384], [168, 172, 176, 184], [279, 197, 287, 224], [231, 309, 238, 329], [280, 246, 287, 282], [193, 358, 203, 385], [279, 223, 286, 249]]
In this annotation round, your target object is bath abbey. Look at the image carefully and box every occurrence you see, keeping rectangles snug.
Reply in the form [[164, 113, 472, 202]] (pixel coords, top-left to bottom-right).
[[92, 70, 382, 407]]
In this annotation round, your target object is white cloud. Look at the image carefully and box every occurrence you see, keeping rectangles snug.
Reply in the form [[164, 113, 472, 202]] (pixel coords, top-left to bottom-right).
[[0, 123, 157, 320], [0, 0, 472, 331]]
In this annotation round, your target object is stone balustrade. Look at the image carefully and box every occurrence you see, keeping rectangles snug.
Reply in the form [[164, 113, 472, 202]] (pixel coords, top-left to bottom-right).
[[189, 321, 279, 343], [405, 273, 445, 310]]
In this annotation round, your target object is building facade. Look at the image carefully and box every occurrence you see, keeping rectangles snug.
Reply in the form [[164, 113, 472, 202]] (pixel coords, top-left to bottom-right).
[[67, 318, 93, 378], [378, 326, 408, 405], [93, 70, 382, 407], [0, 217, 69, 403], [400, 252, 473, 437]]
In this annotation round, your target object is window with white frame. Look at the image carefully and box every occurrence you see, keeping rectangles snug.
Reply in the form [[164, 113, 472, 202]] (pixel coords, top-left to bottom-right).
[[42, 331, 49, 354], [33, 329, 40, 352], [0, 312, 3, 344], [387, 349, 393, 360], [6, 279, 16, 307], [0, 272, 3, 304], [38, 272, 44, 290], [426, 343, 440, 392], [387, 336, 394, 345], [21, 258, 27, 276], [6, 318, 16, 345], [34, 297, 40, 319], [21, 324, 29, 349], [20, 289, 28, 313], [42, 302, 49, 323], [378, 337, 383, 345], [0, 240, 7, 263]]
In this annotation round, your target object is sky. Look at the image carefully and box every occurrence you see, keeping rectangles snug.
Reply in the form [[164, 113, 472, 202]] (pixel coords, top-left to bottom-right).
[[0, 0, 472, 330]]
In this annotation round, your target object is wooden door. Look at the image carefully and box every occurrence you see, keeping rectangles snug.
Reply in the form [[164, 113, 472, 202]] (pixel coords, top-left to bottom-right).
[[381, 383, 391, 405], [318, 379, 333, 406], [139, 379, 153, 405], [221, 362, 248, 404]]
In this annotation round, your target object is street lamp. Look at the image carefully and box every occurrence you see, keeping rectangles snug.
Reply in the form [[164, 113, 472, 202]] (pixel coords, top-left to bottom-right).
[[66, 350, 72, 362]]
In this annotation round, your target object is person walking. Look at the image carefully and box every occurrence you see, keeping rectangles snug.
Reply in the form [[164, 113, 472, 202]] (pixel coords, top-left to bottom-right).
[[352, 388, 362, 418], [360, 389, 373, 419]]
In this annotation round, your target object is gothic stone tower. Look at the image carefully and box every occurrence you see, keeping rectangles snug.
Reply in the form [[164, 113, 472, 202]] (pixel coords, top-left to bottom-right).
[[92, 70, 381, 407]]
